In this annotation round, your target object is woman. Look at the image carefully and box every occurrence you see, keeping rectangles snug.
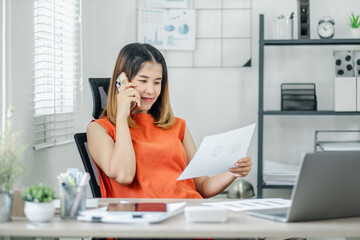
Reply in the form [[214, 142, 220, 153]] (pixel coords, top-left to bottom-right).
[[87, 43, 252, 198]]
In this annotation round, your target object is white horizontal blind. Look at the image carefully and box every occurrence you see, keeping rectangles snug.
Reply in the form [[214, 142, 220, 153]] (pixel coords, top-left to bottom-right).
[[33, 0, 81, 150]]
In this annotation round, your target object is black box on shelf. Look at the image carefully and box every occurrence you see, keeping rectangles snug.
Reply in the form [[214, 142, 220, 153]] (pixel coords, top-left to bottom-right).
[[297, 0, 310, 39], [281, 83, 317, 111]]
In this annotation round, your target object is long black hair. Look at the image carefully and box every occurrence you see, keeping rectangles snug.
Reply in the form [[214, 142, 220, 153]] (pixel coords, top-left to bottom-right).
[[101, 43, 174, 129]]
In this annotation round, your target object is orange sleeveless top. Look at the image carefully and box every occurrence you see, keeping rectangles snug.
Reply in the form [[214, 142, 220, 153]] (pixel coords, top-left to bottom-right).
[[94, 113, 202, 199]]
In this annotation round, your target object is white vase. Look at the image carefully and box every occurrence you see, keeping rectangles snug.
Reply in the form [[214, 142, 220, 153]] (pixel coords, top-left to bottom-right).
[[0, 191, 14, 222], [24, 201, 55, 223], [350, 28, 360, 39]]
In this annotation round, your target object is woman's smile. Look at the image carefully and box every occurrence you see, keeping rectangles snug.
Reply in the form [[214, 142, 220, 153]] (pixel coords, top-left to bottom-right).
[[141, 97, 154, 102]]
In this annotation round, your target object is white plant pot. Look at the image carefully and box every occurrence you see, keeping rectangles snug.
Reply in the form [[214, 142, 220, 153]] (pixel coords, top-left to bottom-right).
[[350, 28, 360, 39], [24, 201, 55, 223]]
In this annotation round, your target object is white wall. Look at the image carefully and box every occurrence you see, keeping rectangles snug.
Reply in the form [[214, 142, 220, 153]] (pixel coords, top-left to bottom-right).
[[4, 0, 360, 198], [6, 0, 84, 191]]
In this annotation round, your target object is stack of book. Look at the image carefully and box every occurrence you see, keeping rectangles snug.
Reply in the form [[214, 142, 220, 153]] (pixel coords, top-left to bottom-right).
[[264, 160, 299, 185]]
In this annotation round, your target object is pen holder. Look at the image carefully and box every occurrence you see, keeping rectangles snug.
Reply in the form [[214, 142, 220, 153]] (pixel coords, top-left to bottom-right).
[[59, 184, 86, 219], [277, 18, 293, 39]]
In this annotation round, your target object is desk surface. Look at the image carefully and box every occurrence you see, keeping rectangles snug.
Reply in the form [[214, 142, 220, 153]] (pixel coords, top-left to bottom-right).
[[1, 198, 360, 239]]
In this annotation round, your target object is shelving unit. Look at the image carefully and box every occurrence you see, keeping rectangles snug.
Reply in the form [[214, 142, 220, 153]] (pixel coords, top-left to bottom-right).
[[257, 14, 360, 198]]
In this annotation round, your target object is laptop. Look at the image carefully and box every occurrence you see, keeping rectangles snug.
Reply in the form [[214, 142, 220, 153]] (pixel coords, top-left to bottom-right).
[[247, 151, 360, 222]]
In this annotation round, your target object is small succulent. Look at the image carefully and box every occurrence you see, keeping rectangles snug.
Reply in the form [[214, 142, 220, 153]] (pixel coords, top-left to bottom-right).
[[21, 183, 56, 203], [348, 13, 360, 29]]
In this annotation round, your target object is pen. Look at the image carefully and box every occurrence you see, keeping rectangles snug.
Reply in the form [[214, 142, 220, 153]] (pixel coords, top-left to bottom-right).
[[70, 172, 90, 217], [289, 12, 294, 19]]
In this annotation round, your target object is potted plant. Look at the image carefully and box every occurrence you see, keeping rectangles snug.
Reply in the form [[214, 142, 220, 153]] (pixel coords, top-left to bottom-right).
[[22, 183, 56, 223], [0, 105, 26, 222], [348, 12, 360, 38]]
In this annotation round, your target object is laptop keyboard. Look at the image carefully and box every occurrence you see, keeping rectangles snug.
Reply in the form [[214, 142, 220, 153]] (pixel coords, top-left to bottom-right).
[[252, 207, 288, 217], [270, 212, 287, 218]]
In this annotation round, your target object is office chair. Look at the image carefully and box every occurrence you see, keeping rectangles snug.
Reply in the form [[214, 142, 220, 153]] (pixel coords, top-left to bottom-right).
[[73, 78, 111, 198], [74, 132, 101, 198], [88, 78, 110, 119]]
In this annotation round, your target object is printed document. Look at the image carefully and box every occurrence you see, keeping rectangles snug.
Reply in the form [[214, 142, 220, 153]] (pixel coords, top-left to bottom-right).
[[202, 198, 291, 212], [177, 124, 256, 180]]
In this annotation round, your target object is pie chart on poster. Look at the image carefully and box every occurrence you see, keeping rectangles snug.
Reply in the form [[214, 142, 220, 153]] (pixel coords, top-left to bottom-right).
[[164, 25, 175, 32], [178, 24, 189, 35]]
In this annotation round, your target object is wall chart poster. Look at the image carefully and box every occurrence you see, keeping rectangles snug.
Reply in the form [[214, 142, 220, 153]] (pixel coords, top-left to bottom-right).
[[146, 0, 188, 8], [137, 8, 196, 50]]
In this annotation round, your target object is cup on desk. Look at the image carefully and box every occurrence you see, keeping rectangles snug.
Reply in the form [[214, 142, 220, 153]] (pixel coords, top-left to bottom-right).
[[59, 184, 86, 219], [277, 17, 293, 39]]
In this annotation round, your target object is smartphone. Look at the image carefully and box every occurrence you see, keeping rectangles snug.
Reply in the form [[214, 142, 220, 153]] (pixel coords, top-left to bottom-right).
[[115, 72, 136, 111], [115, 72, 130, 92], [107, 203, 167, 212]]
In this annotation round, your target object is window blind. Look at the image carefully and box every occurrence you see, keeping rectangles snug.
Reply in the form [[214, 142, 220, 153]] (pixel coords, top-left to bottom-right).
[[33, 0, 81, 150]]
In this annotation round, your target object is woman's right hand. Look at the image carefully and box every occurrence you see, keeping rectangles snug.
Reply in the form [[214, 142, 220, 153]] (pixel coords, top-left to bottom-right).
[[116, 83, 141, 120]]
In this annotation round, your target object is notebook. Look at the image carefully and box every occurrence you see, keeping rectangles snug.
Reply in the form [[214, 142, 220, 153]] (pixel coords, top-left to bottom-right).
[[247, 151, 360, 222], [77, 202, 186, 224]]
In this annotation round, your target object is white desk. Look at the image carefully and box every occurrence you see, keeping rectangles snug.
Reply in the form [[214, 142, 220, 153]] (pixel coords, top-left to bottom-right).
[[1, 198, 360, 239]]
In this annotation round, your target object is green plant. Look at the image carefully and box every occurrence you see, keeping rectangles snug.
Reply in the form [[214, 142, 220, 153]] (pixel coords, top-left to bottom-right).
[[0, 105, 27, 192], [348, 12, 360, 29], [22, 183, 56, 202]]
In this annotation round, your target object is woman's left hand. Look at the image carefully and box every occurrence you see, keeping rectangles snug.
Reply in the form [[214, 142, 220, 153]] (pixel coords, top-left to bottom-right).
[[229, 156, 253, 178]]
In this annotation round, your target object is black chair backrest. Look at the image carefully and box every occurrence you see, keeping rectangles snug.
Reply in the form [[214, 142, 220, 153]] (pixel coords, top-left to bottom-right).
[[74, 133, 101, 198], [89, 78, 110, 119]]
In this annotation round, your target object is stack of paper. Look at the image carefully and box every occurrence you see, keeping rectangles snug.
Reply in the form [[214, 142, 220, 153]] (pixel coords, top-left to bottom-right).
[[202, 198, 291, 212], [318, 141, 360, 151], [263, 160, 299, 185], [263, 172, 297, 185]]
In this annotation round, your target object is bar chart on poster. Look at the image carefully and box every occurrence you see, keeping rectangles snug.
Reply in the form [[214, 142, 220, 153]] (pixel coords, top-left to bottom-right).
[[136, 0, 252, 68]]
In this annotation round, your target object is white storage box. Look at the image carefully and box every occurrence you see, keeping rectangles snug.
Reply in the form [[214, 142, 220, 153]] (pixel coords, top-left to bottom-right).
[[333, 51, 356, 111], [184, 206, 228, 223]]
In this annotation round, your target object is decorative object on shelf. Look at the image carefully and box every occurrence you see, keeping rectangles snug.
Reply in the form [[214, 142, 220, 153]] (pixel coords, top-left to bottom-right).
[[354, 51, 360, 111], [0, 105, 27, 222], [281, 83, 317, 111], [317, 16, 335, 39], [277, 12, 294, 40], [224, 179, 255, 199], [334, 50, 357, 111], [22, 184, 56, 223], [347, 12, 360, 39], [297, 0, 310, 39]]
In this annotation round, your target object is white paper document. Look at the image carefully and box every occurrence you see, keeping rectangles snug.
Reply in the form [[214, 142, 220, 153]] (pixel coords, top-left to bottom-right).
[[177, 124, 256, 180], [202, 198, 291, 212]]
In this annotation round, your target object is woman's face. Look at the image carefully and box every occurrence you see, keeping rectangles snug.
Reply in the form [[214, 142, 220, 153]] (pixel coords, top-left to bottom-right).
[[131, 61, 163, 113]]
